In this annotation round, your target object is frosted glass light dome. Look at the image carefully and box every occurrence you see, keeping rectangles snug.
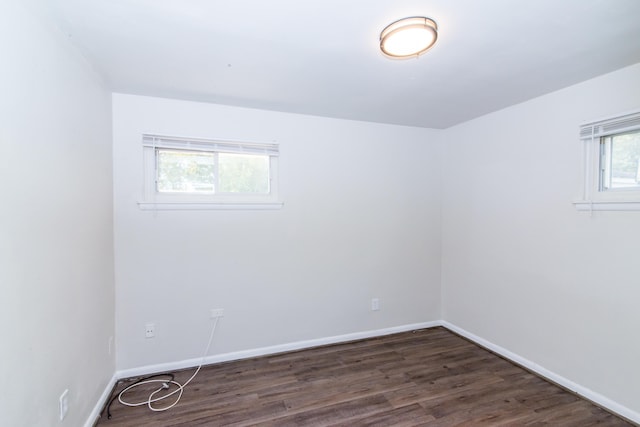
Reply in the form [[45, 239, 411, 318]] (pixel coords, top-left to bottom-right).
[[380, 17, 438, 59]]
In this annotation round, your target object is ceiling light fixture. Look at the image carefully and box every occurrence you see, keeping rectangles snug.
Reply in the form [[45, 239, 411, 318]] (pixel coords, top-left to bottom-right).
[[380, 16, 438, 59]]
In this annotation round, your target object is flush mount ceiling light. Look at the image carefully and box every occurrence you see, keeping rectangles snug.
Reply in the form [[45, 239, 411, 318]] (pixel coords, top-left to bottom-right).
[[380, 16, 438, 59]]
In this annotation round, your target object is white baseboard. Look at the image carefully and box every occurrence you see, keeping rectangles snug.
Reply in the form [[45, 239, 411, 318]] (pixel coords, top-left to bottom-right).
[[116, 321, 440, 379], [83, 373, 117, 427], [441, 321, 640, 425]]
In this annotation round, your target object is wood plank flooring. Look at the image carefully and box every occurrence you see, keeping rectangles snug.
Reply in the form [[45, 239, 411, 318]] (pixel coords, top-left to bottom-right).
[[97, 327, 633, 426]]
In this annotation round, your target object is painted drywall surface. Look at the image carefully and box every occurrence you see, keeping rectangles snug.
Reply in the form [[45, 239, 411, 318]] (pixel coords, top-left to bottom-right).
[[441, 63, 640, 413], [112, 94, 441, 370], [0, 2, 115, 426]]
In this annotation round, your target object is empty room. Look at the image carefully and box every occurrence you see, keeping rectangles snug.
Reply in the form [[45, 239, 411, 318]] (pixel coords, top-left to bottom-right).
[[2, 0, 640, 426]]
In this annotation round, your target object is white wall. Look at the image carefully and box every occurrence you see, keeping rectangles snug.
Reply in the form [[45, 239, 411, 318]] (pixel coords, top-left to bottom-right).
[[0, 2, 115, 426], [112, 94, 442, 370], [442, 63, 640, 415]]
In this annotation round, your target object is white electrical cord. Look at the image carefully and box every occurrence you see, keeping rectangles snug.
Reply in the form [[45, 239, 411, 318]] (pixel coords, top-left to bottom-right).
[[117, 316, 220, 412]]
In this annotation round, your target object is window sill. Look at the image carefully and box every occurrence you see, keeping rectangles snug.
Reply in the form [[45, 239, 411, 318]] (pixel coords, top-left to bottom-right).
[[573, 200, 640, 211], [138, 201, 284, 211]]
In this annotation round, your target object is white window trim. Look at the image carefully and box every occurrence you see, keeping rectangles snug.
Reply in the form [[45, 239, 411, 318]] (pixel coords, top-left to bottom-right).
[[137, 201, 284, 211], [138, 134, 283, 211], [573, 109, 640, 212]]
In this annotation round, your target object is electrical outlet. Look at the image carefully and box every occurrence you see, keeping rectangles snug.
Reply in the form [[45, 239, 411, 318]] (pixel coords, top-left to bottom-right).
[[210, 308, 225, 318], [59, 389, 69, 421], [145, 323, 155, 338], [371, 298, 380, 311]]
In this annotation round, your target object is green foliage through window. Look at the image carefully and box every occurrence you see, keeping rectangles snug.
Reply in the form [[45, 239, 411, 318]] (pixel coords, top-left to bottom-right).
[[157, 150, 215, 193], [218, 153, 269, 193], [156, 149, 270, 194]]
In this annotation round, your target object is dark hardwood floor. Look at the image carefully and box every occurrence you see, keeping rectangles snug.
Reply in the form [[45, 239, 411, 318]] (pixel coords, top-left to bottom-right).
[[97, 327, 633, 426]]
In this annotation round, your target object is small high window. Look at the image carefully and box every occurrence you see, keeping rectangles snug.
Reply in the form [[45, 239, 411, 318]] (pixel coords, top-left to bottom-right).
[[575, 110, 640, 211], [139, 134, 281, 210], [599, 130, 640, 192]]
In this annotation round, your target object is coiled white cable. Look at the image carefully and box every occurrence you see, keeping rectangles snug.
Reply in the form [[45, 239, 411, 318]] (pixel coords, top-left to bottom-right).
[[117, 316, 219, 412]]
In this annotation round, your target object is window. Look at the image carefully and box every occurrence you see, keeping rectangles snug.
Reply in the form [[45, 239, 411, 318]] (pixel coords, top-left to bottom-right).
[[599, 130, 640, 191], [139, 134, 281, 210], [575, 110, 640, 211]]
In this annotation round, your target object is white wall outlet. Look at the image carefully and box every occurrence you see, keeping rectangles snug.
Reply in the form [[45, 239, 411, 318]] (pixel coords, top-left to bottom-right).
[[210, 308, 225, 318], [59, 389, 69, 421], [371, 298, 380, 311], [145, 323, 155, 338]]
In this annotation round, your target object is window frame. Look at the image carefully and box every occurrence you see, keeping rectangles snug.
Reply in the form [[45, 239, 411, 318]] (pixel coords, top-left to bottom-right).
[[575, 109, 640, 212], [138, 134, 282, 211], [598, 130, 640, 192]]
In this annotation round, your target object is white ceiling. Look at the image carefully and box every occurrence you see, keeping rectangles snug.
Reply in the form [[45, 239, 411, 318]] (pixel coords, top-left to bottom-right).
[[42, 0, 640, 129]]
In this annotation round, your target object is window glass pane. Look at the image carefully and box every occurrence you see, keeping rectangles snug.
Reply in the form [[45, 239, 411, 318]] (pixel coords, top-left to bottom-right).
[[603, 130, 640, 190], [157, 149, 215, 193], [218, 153, 269, 193]]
